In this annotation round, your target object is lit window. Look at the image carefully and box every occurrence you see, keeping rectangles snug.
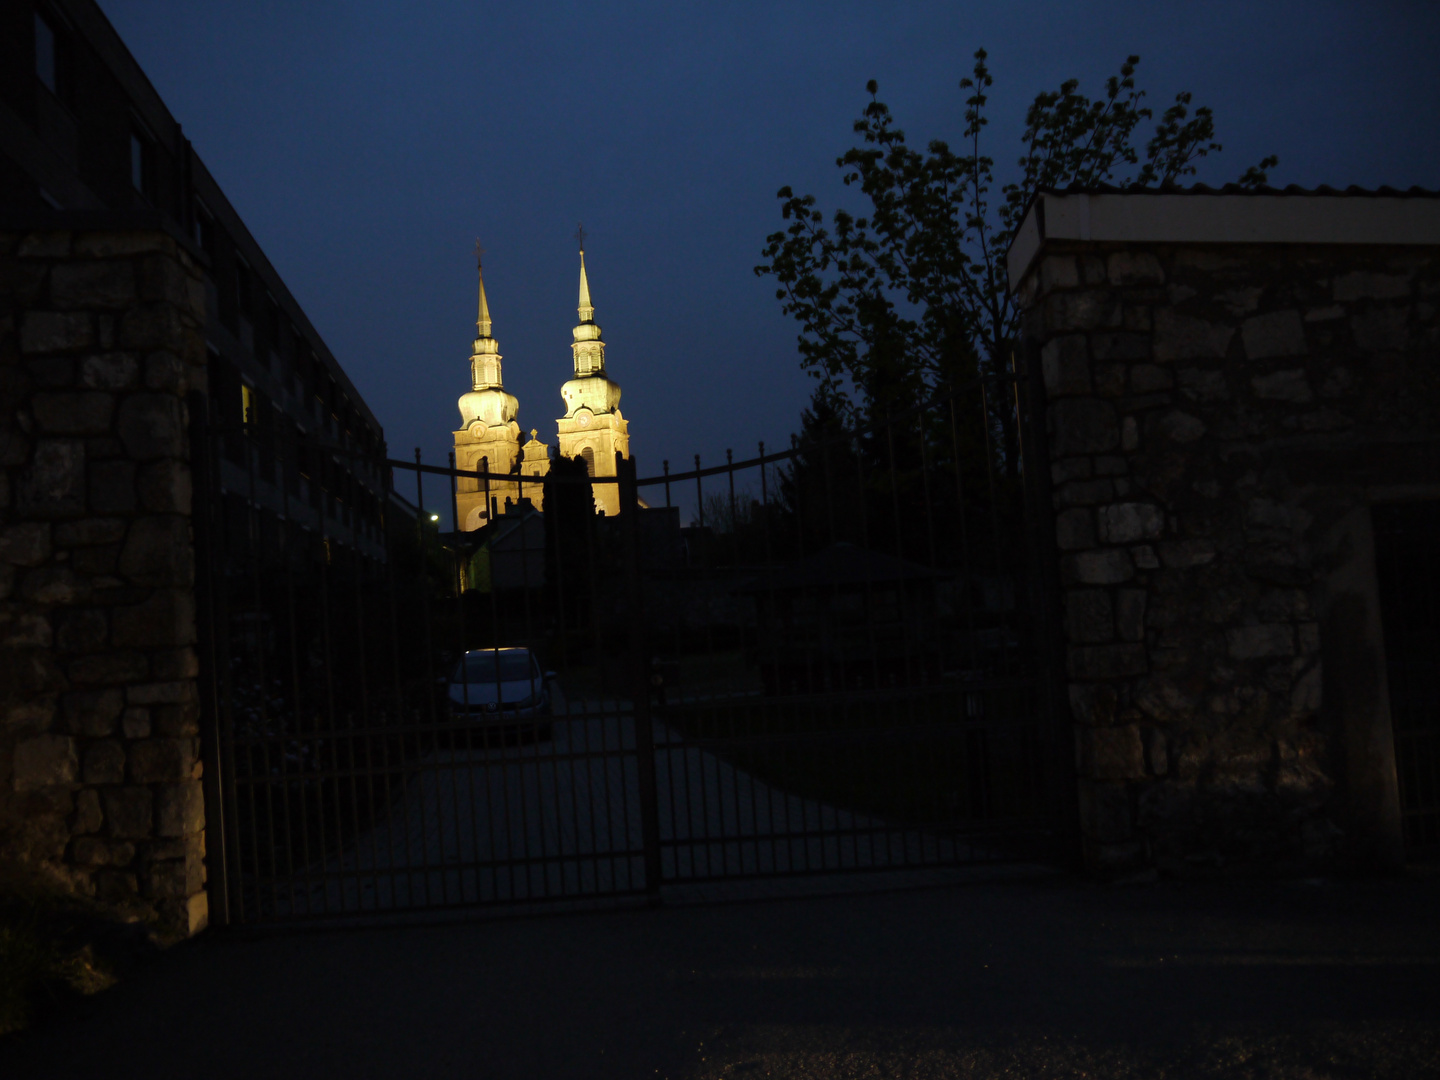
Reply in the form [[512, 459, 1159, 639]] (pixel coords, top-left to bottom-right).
[[130, 129, 151, 197], [241, 383, 254, 427], [35, 13, 57, 95]]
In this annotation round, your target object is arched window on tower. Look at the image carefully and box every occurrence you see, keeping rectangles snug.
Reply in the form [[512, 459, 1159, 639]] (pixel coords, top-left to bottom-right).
[[580, 447, 596, 476]]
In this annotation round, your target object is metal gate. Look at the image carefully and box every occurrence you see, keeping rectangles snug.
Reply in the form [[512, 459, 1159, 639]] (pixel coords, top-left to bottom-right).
[[193, 375, 1069, 925]]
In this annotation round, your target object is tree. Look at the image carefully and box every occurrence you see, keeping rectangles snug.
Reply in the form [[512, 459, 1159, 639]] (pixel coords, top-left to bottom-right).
[[756, 51, 1278, 474]]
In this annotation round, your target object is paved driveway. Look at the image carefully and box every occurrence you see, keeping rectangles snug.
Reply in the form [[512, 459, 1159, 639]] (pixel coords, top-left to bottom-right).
[[271, 689, 972, 917]]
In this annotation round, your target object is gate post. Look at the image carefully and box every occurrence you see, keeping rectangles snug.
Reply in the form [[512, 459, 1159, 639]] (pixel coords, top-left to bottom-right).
[[618, 453, 664, 902], [188, 391, 233, 926]]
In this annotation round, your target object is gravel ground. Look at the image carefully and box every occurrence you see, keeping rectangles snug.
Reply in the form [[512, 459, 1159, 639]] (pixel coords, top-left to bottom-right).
[[2, 871, 1436, 1079]]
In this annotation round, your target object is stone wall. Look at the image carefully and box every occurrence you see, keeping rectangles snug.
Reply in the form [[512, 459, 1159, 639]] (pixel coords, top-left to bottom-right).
[[1017, 242, 1440, 874], [0, 228, 209, 937]]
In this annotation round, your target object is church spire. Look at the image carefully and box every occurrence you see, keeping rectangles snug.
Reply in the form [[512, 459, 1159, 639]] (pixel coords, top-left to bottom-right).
[[476, 251, 493, 340], [577, 232, 595, 323]]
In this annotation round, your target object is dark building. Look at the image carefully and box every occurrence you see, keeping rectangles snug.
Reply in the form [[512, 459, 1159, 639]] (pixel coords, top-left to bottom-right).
[[1, 0, 390, 935]]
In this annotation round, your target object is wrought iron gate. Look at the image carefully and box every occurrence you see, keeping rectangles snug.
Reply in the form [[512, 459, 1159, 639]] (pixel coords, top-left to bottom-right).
[[193, 375, 1069, 925]]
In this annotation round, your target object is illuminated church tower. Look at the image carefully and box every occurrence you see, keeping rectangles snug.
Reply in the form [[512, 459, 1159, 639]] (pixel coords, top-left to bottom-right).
[[453, 253, 547, 530], [556, 244, 629, 517]]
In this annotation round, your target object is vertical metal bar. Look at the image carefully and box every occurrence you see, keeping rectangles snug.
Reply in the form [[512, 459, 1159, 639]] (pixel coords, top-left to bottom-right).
[[663, 460, 671, 509], [621, 455, 664, 902], [950, 392, 980, 673], [449, 451, 460, 534]]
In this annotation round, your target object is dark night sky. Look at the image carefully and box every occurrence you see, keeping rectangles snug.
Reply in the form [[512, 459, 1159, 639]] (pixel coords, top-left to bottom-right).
[[98, 0, 1439, 522]]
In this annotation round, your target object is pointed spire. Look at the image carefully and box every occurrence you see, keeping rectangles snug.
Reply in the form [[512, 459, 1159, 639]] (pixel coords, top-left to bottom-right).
[[476, 247, 493, 340], [577, 248, 594, 324]]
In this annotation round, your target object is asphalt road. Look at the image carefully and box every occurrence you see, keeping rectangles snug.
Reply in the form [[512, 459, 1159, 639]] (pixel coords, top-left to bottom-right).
[[2, 873, 1436, 1079]]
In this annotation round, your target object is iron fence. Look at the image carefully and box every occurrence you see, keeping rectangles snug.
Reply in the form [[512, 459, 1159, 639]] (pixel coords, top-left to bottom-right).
[[194, 373, 1069, 924]]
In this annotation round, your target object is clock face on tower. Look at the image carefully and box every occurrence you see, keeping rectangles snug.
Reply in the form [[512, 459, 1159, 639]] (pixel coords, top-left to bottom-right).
[[577, 412, 592, 428]]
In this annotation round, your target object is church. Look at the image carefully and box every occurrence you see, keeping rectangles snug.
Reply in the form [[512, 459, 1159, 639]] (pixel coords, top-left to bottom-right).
[[452, 244, 630, 527]]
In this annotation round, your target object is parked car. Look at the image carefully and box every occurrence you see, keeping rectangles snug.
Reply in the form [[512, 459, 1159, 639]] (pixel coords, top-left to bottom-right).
[[447, 648, 554, 739]]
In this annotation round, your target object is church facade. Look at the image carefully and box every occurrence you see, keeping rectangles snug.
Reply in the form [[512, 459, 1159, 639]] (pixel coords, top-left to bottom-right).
[[452, 246, 629, 528]]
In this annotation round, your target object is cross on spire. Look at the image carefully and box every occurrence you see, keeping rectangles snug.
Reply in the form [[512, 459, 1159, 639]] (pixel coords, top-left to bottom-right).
[[574, 222, 586, 252], [473, 237, 485, 268]]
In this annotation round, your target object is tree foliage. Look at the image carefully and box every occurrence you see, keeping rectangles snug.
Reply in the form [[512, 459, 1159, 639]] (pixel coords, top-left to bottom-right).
[[756, 50, 1279, 455]]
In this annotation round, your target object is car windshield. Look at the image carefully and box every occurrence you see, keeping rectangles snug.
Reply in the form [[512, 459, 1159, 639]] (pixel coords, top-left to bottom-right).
[[452, 651, 536, 684]]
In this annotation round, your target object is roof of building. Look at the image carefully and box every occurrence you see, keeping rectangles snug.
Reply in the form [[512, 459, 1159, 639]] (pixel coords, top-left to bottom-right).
[[1007, 184, 1440, 291]]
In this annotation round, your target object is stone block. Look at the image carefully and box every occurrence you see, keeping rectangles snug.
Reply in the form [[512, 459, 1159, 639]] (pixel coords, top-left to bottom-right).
[[79, 353, 140, 390], [129, 738, 197, 783], [150, 647, 199, 680], [1041, 335, 1091, 396], [184, 892, 209, 936], [115, 394, 187, 461], [137, 460, 192, 514], [1145, 409, 1206, 445], [1049, 398, 1120, 456], [122, 707, 152, 738], [17, 230, 72, 257], [1333, 271, 1409, 302], [1056, 479, 1115, 507], [1143, 727, 1168, 776], [1106, 251, 1164, 285], [55, 517, 127, 547], [0, 522, 53, 565], [118, 303, 186, 351], [1093, 455, 1128, 478], [1115, 589, 1146, 642], [19, 566, 90, 605], [1158, 539, 1215, 568], [1046, 290, 1120, 331], [143, 351, 187, 392], [18, 438, 85, 515], [1121, 416, 1139, 451], [1153, 309, 1233, 360], [1067, 643, 1148, 680], [1077, 779, 1132, 842], [1040, 255, 1079, 290], [136, 254, 192, 306], [1068, 682, 1118, 726], [70, 544, 120, 577], [82, 740, 127, 784], [88, 460, 137, 513], [1291, 663, 1322, 717], [14, 735, 78, 790], [102, 786, 153, 839], [1099, 502, 1164, 544], [1055, 508, 1095, 551], [119, 516, 193, 588], [93, 870, 139, 904], [1298, 622, 1321, 654], [71, 788, 103, 834], [1065, 589, 1113, 644], [1241, 310, 1306, 358], [142, 859, 192, 899], [0, 610, 53, 647], [1177, 367, 1229, 403], [126, 681, 196, 706], [155, 780, 204, 837], [68, 650, 148, 685], [1062, 549, 1135, 585], [152, 703, 199, 738], [1351, 306, 1408, 351], [1081, 725, 1146, 780], [1251, 368, 1312, 402], [1092, 362, 1127, 397], [1131, 545, 1160, 570], [73, 838, 136, 867], [1226, 624, 1295, 660], [1051, 457, 1093, 485], [1090, 332, 1150, 362], [1129, 364, 1173, 393], [1133, 674, 1196, 723], [111, 589, 195, 648], [20, 311, 94, 354], [31, 392, 115, 434], [51, 262, 138, 308], [63, 688, 124, 736]]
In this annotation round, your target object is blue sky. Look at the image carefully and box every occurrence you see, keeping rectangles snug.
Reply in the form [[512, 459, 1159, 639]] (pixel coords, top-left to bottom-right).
[[99, 0, 1439, 518]]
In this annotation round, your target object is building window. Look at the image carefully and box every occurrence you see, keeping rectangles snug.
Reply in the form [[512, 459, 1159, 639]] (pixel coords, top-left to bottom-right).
[[35, 11, 58, 95], [195, 202, 216, 258], [130, 124, 155, 202], [241, 383, 255, 427]]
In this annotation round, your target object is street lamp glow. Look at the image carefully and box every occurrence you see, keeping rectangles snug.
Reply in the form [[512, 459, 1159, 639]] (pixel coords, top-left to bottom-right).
[[429, 513, 440, 522]]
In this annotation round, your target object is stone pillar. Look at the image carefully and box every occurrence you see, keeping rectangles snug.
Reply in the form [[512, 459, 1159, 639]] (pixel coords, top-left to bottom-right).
[[1, 228, 209, 938], [1015, 244, 1437, 875]]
